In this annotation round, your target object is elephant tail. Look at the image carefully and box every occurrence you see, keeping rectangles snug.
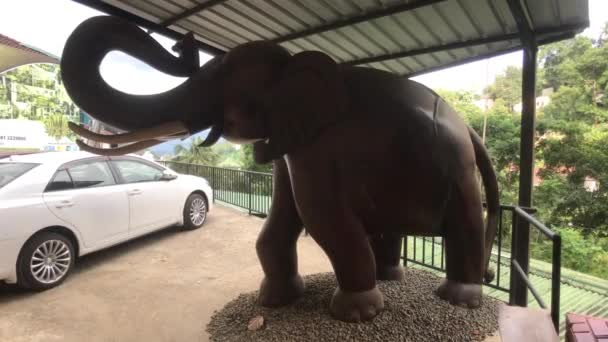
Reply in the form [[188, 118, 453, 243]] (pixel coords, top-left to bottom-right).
[[469, 126, 500, 283]]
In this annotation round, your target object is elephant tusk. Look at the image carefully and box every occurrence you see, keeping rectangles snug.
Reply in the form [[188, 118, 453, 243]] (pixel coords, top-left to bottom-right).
[[198, 124, 223, 147], [75, 139, 163, 156], [68, 121, 189, 144]]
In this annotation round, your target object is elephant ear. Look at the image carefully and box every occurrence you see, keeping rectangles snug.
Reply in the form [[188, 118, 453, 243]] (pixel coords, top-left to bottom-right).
[[254, 51, 349, 163]]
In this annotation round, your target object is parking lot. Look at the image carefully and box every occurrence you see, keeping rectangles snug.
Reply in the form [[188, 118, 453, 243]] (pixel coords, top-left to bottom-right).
[[0, 205, 332, 342]]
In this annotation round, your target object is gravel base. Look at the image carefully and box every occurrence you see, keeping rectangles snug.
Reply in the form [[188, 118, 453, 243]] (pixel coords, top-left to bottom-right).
[[207, 268, 500, 342]]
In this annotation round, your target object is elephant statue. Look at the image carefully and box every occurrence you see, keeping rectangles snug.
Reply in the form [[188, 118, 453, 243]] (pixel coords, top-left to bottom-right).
[[60, 15, 499, 323]]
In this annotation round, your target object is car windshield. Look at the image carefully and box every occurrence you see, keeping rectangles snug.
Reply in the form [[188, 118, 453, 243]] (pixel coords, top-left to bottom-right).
[[0, 162, 39, 189]]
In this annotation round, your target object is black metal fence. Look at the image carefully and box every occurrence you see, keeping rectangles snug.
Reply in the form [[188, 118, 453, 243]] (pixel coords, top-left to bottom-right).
[[160, 160, 562, 331], [159, 161, 273, 216], [403, 206, 514, 294], [402, 205, 562, 329]]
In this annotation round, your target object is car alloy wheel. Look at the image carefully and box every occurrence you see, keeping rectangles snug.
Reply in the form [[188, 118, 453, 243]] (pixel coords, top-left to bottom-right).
[[30, 239, 72, 284], [182, 193, 208, 230], [18, 231, 75, 290], [190, 197, 207, 226]]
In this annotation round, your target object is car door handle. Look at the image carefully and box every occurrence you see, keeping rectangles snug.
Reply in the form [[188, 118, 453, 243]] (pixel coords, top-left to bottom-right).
[[55, 200, 74, 209], [128, 189, 142, 196]]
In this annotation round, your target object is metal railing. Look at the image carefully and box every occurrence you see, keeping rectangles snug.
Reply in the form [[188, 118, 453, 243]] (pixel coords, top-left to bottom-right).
[[511, 206, 562, 330], [160, 161, 562, 331], [401, 205, 562, 330], [159, 161, 273, 216], [402, 206, 512, 293]]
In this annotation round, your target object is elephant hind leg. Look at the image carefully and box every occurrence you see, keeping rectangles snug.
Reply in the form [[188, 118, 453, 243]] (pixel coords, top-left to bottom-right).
[[370, 233, 405, 281], [438, 177, 485, 308]]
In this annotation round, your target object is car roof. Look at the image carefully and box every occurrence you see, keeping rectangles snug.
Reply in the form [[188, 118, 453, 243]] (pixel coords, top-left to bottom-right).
[[0, 151, 142, 166], [0, 151, 97, 165]]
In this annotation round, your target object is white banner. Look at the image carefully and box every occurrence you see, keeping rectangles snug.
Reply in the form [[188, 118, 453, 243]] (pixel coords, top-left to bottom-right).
[[0, 119, 49, 150]]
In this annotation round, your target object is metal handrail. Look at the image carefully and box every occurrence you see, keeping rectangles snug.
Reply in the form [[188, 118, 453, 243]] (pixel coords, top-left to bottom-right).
[[512, 206, 562, 331]]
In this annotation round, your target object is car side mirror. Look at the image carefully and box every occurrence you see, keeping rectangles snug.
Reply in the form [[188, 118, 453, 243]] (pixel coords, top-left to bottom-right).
[[160, 171, 178, 181]]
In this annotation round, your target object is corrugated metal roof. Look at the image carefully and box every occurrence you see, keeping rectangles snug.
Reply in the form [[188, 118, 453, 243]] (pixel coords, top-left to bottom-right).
[[75, 0, 589, 77]]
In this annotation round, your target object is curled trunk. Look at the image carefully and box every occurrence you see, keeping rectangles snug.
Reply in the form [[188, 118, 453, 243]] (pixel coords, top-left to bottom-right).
[[60, 15, 222, 136]]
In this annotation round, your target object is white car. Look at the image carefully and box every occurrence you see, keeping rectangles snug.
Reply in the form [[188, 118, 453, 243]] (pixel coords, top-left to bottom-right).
[[0, 151, 213, 290]]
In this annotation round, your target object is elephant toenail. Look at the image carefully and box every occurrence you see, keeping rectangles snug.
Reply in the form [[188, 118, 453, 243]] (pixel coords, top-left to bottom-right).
[[362, 306, 377, 320]]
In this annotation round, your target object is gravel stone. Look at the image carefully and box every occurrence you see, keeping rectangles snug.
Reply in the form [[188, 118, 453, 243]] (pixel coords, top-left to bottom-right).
[[207, 268, 500, 342]]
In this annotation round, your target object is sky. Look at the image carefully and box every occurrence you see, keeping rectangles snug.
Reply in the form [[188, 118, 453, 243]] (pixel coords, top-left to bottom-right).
[[0, 0, 607, 96]]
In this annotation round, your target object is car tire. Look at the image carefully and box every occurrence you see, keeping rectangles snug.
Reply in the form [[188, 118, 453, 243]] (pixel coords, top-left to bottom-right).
[[182, 193, 208, 230], [17, 232, 75, 291]]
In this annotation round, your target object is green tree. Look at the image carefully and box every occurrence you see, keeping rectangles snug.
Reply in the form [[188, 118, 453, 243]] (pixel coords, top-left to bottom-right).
[[540, 37, 593, 91], [1, 64, 80, 122], [239, 144, 272, 173], [437, 28, 608, 278], [43, 114, 69, 141], [439, 90, 521, 204], [173, 137, 220, 165], [483, 66, 523, 113], [532, 228, 608, 278], [534, 30, 608, 238]]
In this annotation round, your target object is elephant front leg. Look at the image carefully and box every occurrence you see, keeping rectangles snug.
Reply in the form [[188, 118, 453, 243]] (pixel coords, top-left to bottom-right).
[[256, 159, 305, 307], [285, 154, 383, 322], [306, 215, 384, 322], [370, 233, 405, 281]]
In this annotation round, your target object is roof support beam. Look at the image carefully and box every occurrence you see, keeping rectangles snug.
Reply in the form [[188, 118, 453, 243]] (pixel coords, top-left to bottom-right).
[[159, 0, 228, 27], [271, 0, 445, 44], [404, 31, 575, 78], [345, 22, 586, 67], [70, 0, 225, 56], [507, 0, 537, 312], [507, 0, 537, 49], [343, 33, 519, 66]]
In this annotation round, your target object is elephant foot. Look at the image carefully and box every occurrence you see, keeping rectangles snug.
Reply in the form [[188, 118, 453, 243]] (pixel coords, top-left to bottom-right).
[[330, 286, 384, 322], [436, 279, 482, 308], [257, 274, 305, 307], [376, 265, 405, 281]]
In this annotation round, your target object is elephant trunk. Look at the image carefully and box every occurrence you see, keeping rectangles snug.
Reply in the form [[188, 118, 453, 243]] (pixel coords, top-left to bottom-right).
[[60, 15, 223, 153]]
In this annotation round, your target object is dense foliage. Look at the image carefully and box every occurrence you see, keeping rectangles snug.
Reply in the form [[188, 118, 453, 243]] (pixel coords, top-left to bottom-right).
[[439, 25, 608, 278], [0, 64, 78, 141]]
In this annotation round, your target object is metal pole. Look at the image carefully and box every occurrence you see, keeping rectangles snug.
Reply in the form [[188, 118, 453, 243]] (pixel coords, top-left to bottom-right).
[[248, 173, 252, 215], [402, 236, 408, 267], [509, 211, 519, 305], [551, 235, 562, 330], [212, 167, 216, 203], [512, 44, 538, 307]]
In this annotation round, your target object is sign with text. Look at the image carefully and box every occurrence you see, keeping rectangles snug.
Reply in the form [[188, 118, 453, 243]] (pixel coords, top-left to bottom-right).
[[0, 119, 49, 150]]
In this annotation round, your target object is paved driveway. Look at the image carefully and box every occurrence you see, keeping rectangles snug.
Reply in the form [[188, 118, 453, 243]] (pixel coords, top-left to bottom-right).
[[0, 205, 332, 342]]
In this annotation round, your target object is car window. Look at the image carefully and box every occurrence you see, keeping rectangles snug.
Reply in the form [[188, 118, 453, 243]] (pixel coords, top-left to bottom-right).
[[113, 160, 163, 183], [68, 161, 115, 189], [46, 169, 74, 192], [0, 162, 39, 189]]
